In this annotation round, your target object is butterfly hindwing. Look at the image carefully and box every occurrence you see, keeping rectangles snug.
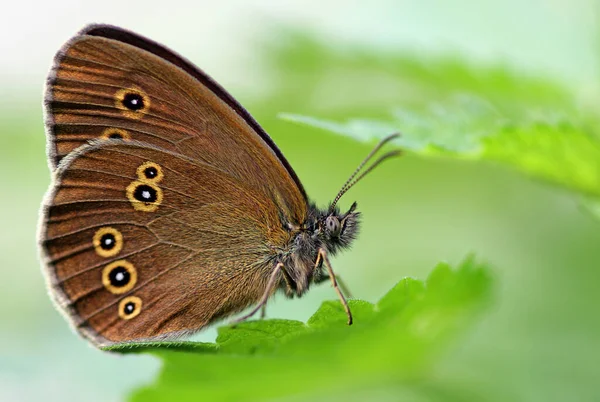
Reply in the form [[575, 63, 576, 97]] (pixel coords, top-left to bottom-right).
[[40, 141, 287, 346]]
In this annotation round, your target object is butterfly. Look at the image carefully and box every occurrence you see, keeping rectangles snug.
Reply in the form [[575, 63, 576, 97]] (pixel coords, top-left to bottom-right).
[[38, 24, 400, 347]]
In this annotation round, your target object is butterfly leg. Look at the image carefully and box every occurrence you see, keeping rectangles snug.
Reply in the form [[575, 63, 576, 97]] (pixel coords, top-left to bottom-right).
[[260, 303, 267, 319], [316, 248, 353, 325], [233, 262, 284, 324], [336, 275, 354, 299], [313, 272, 354, 299]]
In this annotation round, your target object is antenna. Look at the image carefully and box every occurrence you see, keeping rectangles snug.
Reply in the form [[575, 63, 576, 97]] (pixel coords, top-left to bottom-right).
[[329, 133, 401, 212]]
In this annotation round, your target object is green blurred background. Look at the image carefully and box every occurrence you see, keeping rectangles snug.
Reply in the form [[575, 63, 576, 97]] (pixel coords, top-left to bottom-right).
[[1, 1, 599, 401]]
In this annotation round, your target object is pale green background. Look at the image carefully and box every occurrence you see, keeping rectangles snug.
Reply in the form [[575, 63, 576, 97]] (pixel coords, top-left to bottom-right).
[[1, 1, 598, 401]]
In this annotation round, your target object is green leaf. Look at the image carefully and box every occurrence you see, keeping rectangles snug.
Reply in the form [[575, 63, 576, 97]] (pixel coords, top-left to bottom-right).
[[107, 258, 491, 401], [282, 102, 600, 198]]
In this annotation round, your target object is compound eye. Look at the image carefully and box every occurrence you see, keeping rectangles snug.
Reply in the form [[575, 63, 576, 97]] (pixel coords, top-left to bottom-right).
[[325, 216, 341, 237]]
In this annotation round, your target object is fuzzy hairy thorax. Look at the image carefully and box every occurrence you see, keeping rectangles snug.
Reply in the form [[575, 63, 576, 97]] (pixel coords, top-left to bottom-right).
[[278, 202, 360, 297]]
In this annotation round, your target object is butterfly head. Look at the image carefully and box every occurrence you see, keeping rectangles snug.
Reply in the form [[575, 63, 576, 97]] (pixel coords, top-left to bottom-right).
[[318, 202, 360, 254]]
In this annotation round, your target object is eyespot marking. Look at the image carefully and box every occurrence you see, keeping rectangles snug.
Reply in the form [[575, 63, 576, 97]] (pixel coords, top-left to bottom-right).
[[101, 128, 131, 141], [118, 296, 142, 320], [93, 227, 123, 258], [136, 161, 164, 183], [115, 88, 150, 119], [126, 181, 163, 212], [123, 93, 144, 110], [102, 260, 137, 294]]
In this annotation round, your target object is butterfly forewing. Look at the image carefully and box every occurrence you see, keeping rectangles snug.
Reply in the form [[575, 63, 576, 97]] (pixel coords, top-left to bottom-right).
[[45, 24, 306, 224]]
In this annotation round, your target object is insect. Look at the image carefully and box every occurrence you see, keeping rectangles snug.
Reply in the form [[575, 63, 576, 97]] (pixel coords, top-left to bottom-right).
[[39, 24, 400, 347]]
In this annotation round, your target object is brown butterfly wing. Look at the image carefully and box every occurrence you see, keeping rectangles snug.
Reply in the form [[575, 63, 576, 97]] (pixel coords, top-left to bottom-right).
[[41, 141, 289, 346], [41, 24, 308, 346], [45, 24, 306, 225]]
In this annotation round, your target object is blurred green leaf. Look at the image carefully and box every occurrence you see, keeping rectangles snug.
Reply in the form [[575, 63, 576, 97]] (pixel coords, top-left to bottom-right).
[[261, 31, 579, 118], [107, 258, 491, 401]]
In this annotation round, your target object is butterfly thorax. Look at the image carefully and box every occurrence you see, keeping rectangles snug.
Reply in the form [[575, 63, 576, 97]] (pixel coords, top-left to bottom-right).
[[277, 202, 360, 297]]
